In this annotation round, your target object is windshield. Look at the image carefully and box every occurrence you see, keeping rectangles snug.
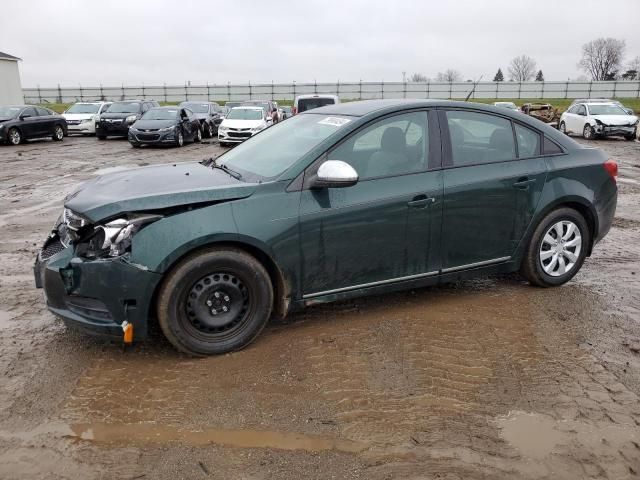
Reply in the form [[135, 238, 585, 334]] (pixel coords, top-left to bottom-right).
[[181, 103, 209, 113], [66, 103, 100, 114], [0, 106, 22, 118], [243, 102, 270, 111], [298, 97, 336, 112], [588, 104, 628, 116], [219, 113, 351, 180], [142, 108, 178, 120], [106, 102, 141, 113], [226, 108, 263, 120]]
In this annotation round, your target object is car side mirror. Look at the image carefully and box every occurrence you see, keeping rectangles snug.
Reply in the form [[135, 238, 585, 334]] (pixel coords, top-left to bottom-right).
[[19, 114, 31, 121], [310, 160, 358, 189]]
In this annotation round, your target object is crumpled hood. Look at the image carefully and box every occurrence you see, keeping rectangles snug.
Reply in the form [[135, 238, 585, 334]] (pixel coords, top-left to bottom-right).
[[592, 114, 638, 126], [65, 162, 257, 222]]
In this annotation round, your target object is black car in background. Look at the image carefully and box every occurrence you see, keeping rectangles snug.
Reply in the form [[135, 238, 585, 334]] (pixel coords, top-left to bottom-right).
[[128, 106, 202, 148], [96, 100, 159, 139], [0, 105, 67, 145], [179, 101, 224, 138]]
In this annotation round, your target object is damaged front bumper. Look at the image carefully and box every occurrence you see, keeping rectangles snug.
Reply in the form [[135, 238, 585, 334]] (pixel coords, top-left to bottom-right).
[[34, 235, 161, 340], [594, 124, 637, 138]]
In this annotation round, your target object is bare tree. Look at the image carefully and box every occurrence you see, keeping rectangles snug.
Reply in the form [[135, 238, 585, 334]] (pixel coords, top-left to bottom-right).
[[436, 69, 462, 82], [578, 38, 626, 80], [409, 73, 428, 82], [508, 55, 537, 81]]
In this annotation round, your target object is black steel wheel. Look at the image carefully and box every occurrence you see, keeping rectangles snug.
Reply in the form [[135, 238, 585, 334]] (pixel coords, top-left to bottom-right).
[[158, 248, 273, 356]]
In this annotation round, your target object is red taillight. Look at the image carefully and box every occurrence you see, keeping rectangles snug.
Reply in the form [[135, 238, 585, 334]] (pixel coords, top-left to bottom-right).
[[292, 106, 297, 115], [603, 159, 618, 184]]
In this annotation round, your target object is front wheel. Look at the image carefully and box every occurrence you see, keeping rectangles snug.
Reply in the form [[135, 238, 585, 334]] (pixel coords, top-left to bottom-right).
[[195, 127, 202, 143], [583, 124, 595, 140], [559, 121, 567, 135], [175, 129, 184, 147], [206, 123, 214, 138], [52, 124, 64, 141], [7, 127, 21, 145], [520, 207, 590, 287], [157, 248, 273, 356]]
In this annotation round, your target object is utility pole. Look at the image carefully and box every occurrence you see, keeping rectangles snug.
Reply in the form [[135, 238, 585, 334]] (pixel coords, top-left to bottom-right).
[[402, 71, 406, 83]]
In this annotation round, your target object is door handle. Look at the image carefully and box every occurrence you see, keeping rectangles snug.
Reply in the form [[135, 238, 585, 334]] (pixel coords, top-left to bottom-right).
[[407, 195, 436, 208], [513, 177, 536, 189]]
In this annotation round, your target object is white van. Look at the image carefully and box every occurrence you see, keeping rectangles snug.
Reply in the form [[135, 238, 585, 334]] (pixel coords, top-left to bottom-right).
[[292, 94, 340, 115]]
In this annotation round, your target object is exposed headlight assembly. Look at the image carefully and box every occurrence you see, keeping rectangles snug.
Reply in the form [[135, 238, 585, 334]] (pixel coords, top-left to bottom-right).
[[94, 214, 163, 257], [125, 115, 138, 123], [158, 125, 175, 132]]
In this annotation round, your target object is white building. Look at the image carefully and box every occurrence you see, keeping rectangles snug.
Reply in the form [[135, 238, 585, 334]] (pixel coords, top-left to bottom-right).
[[0, 52, 23, 105]]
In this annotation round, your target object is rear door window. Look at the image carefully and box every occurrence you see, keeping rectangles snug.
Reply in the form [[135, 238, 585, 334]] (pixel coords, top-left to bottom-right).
[[543, 137, 563, 155], [298, 97, 336, 113], [21, 107, 38, 117], [36, 107, 51, 116], [445, 110, 516, 166]]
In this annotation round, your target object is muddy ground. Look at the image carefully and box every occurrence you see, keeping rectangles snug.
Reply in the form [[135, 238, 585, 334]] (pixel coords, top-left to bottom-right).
[[0, 134, 639, 479]]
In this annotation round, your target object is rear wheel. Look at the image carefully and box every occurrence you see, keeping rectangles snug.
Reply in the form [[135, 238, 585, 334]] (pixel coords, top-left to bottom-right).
[[7, 127, 21, 145], [521, 207, 590, 287], [157, 248, 273, 356], [583, 124, 595, 140], [52, 124, 64, 141]]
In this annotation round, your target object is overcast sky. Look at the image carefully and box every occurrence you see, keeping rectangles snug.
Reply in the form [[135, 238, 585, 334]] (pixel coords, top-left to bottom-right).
[[2, 0, 639, 87]]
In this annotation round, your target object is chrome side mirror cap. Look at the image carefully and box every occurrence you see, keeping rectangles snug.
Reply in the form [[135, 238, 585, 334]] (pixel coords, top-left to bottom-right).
[[311, 160, 358, 189]]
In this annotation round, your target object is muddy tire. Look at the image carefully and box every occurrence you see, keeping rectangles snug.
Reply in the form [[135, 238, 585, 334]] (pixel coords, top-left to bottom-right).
[[52, 124, 64, 141], [520, 207, 590, 287], [157, 248, 273, 356], [583, 124, 595, 140], [7, 127, 22, 145]]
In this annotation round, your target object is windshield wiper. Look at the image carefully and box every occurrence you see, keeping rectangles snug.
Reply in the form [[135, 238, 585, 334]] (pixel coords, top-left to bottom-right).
[[201, 157, 243, 180]]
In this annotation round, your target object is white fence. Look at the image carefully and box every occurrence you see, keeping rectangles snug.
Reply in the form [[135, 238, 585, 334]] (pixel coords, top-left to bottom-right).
[[23, 80, 640, 104]]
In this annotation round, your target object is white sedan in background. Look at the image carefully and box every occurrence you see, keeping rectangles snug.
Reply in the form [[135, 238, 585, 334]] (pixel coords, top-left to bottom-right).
[[63, 101, 112, 135], [218, 106, 272, 147], [559, 102, 638, 140]]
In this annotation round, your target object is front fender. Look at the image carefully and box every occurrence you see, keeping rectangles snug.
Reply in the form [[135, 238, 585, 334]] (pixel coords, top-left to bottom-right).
[[129, 202, 239, 272]]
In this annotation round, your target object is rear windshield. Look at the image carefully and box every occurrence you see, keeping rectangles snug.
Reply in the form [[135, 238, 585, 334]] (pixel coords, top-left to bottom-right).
[[106, 102, 141, 113], [66, 103, 100, 114], [297, 97, 336, 112]]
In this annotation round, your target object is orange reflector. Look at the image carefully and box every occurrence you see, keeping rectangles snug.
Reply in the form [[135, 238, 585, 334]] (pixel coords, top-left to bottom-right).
[[122, 321, 133, 344]]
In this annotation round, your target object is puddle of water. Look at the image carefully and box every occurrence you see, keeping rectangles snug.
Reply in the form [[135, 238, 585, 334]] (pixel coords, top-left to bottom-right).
[[497, 411, 639, 460], [0, 422, 367, 454]]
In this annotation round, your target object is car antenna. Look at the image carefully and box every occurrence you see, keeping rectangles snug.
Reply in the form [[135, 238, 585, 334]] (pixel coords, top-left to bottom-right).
[[464, 75, 483, 102]]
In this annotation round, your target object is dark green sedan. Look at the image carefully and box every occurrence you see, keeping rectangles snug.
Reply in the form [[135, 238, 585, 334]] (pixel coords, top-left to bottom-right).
[[34, 100, 618, 356]]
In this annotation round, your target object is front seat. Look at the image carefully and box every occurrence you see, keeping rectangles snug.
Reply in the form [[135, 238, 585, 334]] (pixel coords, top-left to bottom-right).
[[367, 127, 409, 177]]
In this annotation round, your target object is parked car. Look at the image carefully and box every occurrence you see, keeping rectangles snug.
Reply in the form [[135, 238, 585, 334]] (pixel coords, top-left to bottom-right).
[[569, 98, 634, 115], [281, 106, 292, 119], [0, 105, 67, 145], [179, 101, 224, 138], [217, 106, 272, 146], [241, 100, 279, 123], [128, 106, 202, 148], [223, 102, 243, 115], [35, 99, 617, 356], [63, 101, 112, 135], [96, 100, 159, 139], [559, 102, 638, 140], [493, 101, 519, 110], [292, 94, 340, 115]]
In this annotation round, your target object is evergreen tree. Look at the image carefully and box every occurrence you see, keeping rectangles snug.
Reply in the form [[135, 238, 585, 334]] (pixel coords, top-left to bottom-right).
[[493, 68, 504, 82], [535, 70, 544, 81]]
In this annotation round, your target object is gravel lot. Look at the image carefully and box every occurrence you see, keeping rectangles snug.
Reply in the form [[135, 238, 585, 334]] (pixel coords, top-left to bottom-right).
[[0, 135, 639, 479]]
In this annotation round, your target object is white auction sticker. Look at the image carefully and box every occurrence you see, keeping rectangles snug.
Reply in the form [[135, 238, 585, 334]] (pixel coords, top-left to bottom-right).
[[317, 117, 351, 127]]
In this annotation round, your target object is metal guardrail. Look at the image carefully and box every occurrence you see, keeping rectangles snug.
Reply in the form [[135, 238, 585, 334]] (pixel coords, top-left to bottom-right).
[[23, 80, 640, 104]]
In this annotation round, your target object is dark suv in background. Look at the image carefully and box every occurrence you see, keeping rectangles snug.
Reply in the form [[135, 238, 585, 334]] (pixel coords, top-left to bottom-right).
[[96, 100, 159, 139], [179, 101, 224, 138]]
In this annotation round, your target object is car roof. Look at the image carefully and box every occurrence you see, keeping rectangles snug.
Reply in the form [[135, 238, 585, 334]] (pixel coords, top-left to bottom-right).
[[150, 106, 180, 110], [296, 94, 339, 99], [231, 106, 264, 110]]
